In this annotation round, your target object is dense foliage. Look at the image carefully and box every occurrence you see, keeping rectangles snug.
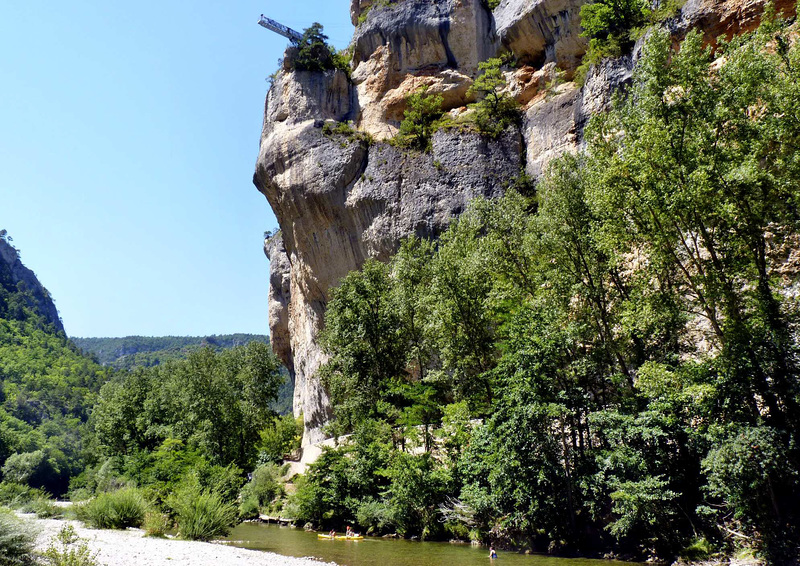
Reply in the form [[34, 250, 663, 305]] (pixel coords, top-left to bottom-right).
[[74, 333, 293, 415], [392, 87, 447, 151], [88, 342, 283, 493], [290, 23, 350, 75], [0, 237, 110, 495], [295, 17, 800, 562], [0, 233, 291, 540], [467, 57, 521, 137], [72, 334, 269, 369], [576, 0, 684, 84]]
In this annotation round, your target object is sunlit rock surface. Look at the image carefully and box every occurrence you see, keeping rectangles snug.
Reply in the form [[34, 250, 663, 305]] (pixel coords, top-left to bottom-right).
[[255, 0, 792, 445]]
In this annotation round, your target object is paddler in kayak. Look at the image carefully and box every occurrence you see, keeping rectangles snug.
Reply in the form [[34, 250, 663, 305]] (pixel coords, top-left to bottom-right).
[[346, 525, 355, 537]]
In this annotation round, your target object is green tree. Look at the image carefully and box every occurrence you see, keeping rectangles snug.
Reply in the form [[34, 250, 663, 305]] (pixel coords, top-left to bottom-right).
[[394, 87, 446, 151], [94, 343, 283, 472], [468, 58, 520, 137], [320, 260, 407, 431], [291, 23, 349, 74], [580, 0, 649, 41]]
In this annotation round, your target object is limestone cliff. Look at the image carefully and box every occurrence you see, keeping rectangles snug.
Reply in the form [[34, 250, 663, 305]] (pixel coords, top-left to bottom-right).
[[0, 237, 64, 332], [254, 0, 793, 444]]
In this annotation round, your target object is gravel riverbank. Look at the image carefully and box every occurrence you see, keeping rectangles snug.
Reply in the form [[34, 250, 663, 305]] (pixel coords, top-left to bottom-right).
[[25, 514, 336, 566]]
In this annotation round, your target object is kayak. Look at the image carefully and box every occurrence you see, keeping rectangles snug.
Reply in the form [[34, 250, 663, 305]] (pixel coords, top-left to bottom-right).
[[317, 534, 364, 540]]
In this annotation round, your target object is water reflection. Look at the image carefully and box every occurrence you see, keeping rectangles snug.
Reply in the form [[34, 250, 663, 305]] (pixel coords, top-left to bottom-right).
[[222, 523, 642, 566]]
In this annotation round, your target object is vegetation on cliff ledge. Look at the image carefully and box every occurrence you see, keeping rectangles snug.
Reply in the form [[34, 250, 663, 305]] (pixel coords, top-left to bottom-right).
[[290, 23, 351, 75], [291, 15, 800, 564]]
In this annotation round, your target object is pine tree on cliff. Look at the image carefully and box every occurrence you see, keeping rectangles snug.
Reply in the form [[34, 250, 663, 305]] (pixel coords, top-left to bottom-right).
[[292, 23, 335, 72]]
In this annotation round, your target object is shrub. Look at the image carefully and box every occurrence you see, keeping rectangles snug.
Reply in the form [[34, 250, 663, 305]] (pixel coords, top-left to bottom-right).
[[680, 537, 713, 561], [143, 511, 171, 537], [121, 441, 243, 505], [22, 496, 62, 519], [239, 463, 284, 519], [580, 0, 649, 42], [291, 23, 350, 74], [320, 122, 374, 148], [67, 488, 92, 503], [40, 525, 100, 566], [0, 482, 46, 509], [355, 498, 393, 533], [0, 507, 37, 566], [1, 450, 58, 491], [167, 481, 237, 541], [76, 487, 148, 529], [392, 87, 447, 151], [356, 0, 397, 25], [239, 497, 260, 521], [467, 58, 520, 137], [702, 426, 799, 562]]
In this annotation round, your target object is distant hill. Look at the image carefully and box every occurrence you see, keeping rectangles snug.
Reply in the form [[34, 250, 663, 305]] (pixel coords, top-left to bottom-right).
[[73, 334, 293, 414], [72, 334, 270, 369]]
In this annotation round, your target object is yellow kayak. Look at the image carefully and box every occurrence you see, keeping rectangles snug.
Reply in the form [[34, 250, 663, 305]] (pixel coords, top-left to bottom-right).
[[317, 534, 363, 540]]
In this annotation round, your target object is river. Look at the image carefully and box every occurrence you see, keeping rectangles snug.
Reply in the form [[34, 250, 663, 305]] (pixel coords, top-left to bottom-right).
[[222, 523, 642, 566]]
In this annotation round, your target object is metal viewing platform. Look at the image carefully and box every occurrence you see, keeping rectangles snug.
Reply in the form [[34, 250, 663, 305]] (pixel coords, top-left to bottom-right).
[[257, 15, 303, 43]]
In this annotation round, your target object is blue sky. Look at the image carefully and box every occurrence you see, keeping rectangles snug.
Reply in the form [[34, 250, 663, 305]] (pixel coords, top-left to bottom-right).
[[0, 1, 353, 337]]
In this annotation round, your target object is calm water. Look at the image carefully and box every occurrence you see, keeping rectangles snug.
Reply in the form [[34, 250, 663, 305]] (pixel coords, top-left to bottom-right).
[[222, 523, 641, 566]]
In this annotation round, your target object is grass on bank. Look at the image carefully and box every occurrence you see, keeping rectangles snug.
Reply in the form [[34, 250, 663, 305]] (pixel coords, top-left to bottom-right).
[[40, 525, 101, 566], [0, 506, 37, 566], [75, 487, 148, 530], [167, 482, 237, 541]]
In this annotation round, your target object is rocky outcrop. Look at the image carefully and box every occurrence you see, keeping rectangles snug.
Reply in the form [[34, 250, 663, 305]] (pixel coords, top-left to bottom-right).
[[673, 0, 796, 44], [351, 0, 495, 138], [0, 238, 63, 332], [523, 52, 634, 177], [255, 49, 522, 442], [264, 233, 293, 379], [256, 0, 794, 443], [494, 0, 587, 74]]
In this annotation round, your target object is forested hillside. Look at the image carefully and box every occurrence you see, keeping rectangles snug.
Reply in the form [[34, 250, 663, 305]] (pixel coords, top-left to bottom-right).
[[0, 232, 111, 495], [74, 334, 293, 415], [0, 231, 295, 505], [73, 334, 269, 369], [290, 16, 800, 563]]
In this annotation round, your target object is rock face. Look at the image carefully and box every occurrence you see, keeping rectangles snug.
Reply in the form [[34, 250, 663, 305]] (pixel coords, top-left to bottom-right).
[[351, 0, 495, 138], [0, 238, 63, 332], [254, 0, 792, 444], [494, 0, 587, 73], [255, 49, 522, 444], [523, 53, 635, 177], [673, 0, 797, 43]]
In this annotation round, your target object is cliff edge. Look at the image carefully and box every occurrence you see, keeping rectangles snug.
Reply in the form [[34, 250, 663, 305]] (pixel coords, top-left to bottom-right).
[[0, 236, 64, 332], [254, 0, 794, 444]]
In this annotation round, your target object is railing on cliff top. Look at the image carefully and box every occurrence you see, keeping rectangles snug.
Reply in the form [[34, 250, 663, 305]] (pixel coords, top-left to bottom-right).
[[257, 15, 303, 43]]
